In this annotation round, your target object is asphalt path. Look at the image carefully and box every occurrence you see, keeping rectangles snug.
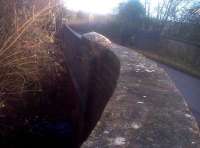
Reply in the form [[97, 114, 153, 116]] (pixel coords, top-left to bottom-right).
[[160, 64, 200, 124]]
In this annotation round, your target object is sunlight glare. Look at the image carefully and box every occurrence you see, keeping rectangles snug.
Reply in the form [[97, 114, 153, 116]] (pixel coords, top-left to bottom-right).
[[63, 0, 125, 14]]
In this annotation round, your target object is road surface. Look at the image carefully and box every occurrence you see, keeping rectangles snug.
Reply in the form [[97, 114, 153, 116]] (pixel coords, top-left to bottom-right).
[[160, 64, 200, 124]]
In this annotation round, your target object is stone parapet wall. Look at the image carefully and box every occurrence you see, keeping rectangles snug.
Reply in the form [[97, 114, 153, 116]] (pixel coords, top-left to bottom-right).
[[82, 44, 200, 148]]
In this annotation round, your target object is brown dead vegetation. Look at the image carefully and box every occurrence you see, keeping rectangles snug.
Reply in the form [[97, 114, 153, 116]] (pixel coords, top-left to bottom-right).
[[0, 0, 67, 125]]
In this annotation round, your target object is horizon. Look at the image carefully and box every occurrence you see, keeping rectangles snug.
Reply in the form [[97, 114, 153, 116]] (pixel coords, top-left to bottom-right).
[[62, 0, 159, 15], [63, 0, 126, 15]]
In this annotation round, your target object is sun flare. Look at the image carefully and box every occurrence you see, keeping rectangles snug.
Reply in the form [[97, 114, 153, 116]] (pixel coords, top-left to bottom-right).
[[62, 0, 125, 14]]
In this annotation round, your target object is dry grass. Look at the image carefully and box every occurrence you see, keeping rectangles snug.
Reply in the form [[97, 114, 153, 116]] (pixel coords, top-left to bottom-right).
[[0, 1, 65, 113], [135, 49, 200, 78]]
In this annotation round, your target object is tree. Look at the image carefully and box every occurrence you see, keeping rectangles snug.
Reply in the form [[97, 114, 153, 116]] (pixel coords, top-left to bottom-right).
[[116, 0, 146, 44], [117, 0, 145, 26], [178, 1, 200, 43], [182, 1, 200, 24], [147, 0, 194, 32]]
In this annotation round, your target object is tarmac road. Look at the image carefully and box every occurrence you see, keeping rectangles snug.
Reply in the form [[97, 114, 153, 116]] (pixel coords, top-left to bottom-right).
[[160, 64, 200, 124]]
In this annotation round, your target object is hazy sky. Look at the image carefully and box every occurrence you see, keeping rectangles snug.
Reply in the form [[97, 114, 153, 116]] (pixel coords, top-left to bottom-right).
[[63, 0, 126, 14], [62, 0, 159, 15]]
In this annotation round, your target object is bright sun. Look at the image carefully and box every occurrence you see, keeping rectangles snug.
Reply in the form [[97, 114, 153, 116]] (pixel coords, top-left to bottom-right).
[[63, 0, 125, 14]]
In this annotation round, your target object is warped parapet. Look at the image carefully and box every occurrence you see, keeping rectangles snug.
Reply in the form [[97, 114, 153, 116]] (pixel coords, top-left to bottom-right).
[[57, 25, 120, 147]]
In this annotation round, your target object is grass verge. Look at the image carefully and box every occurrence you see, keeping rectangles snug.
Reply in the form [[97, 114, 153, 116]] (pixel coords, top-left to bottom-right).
[[134, 49, 200, 78]]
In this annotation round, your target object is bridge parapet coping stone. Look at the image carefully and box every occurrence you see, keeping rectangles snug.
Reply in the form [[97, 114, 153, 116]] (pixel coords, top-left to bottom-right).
[[82, 44, 200, 148]]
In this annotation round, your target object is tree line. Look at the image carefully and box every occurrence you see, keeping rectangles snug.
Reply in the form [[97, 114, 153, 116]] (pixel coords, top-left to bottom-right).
[[112, 0, 200, 45]]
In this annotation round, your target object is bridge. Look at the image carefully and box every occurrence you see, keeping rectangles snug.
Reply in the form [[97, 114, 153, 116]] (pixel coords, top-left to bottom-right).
[[80, 41, 200, 147], [58, 25, 200, 147], [1, 24, 199, 148], [59, 4, 200, 148]]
